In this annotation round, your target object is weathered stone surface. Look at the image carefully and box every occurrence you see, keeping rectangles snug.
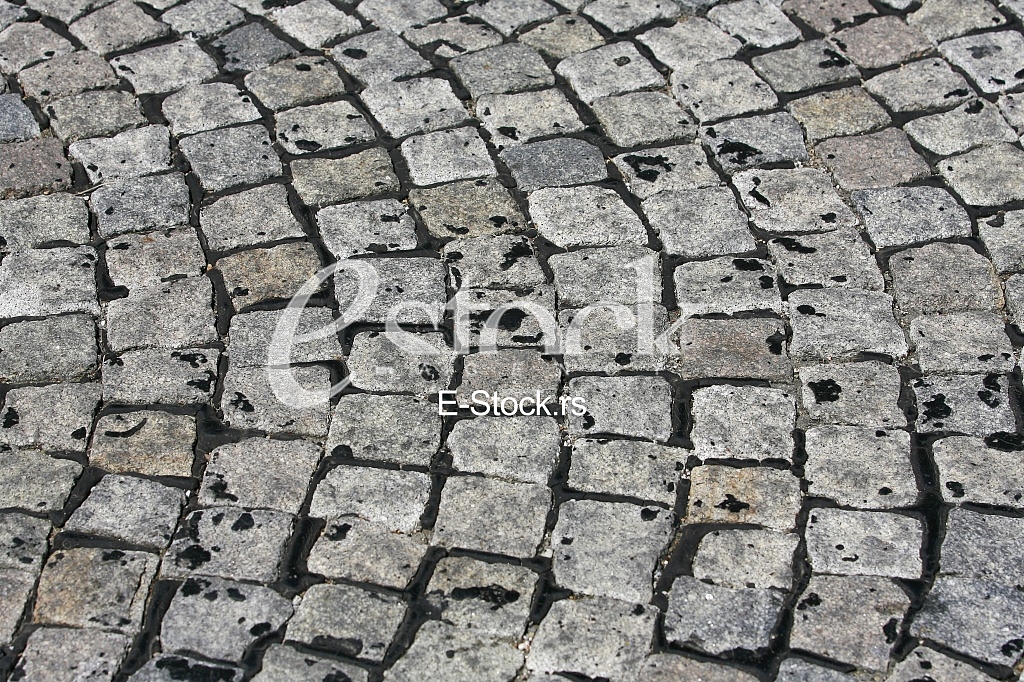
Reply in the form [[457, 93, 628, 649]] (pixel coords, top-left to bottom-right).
[[806, 508, 923, 578], [805, 427, 917, 508], [565, 375, 673, 442], [307, 516, 427, 589], [328, 394, 439, 466], [90, 411, 195, 478], [409, 178, 524, 240], [103, 348, 220, 406], [735, 167, 858, 236], [665, 576, 784, 654], [199, 438, 320, 514], [0, 138, 71, 198], [179, 124, 282, 192], [310, 465, 431, 532], [913, 373, 1015, 435], [670, 317, 793, 382], [433, 476, 550, 557], [66, 474, 184, 549], [864, 58, 973, 114], [643, 186, 754, 257], [690, 385, 795, 462], [2, 449, 82, 512], [109, 41, 218, 95], [933, 436, 1024, 508], [889, 242, 1001, 318], [685, 465, 802, 531], [799, 361, 906, 427], [788, 289, 908, 363], [291, 147, 399, 207], [788, 87, 891, 144], [285, 583, 406, 662], [569, 439, 683, 504], [816, 128, 931, 191], [13, 627, 131, 682], [940, 143, 1024, 207], [0, 315, 97, 384], [852, 186, 971, 248], [692, 529, 798, 589]]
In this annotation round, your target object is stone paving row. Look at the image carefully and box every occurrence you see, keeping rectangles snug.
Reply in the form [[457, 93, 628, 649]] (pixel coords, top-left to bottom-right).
[[0, 0, 1023, 680]]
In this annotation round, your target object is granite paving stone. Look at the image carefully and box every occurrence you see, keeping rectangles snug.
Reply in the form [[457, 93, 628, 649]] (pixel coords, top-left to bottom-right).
[[905, 98, 1017, 157], [478, 88, 584, 150], [109, 40, 219, 95], [269, 0, 361, 49], [780, 0, 875, 33], [708, 0, 802, 49], [357, 0, 445, 33], [162, 83, 260, 137], [0, 246, 99, 318], [672, 59, 778, 124], [0, 23, 73, 74], [13, 628, 131, 682], [285, 583, 406, 661], [556, 42, 665, 104], [180, 124, 282, 193], [501, 137, 607, 190], [788, 288, 908, 362], [702, 112, 808, 173], [529, 185, 646, 248], [451, 43, 554, 97], [690, 385, 795, 462], [17, 51, 118, 104], [817, 128, 931, 191], [940, 31, 1024, 95], [401, 127, 496, 186], [643, 186, 755, 257], [0, 138, 72, 198], [161, 0, 245, 39], [216, 241, 321, 311], [309, 465, 431, 532], [88, 410, 196, 477], [852, 186, 971, 248], [405, 16, 504, 59], [932, 435, 1024, 507], [64, 474, 185, 548], [328, 394, 439, 465], [105, 277, 218, 352], [433, 475, 550, 557], [200, 183, 304, 251], [198, 438, 320, 514], [591, 92, 694, 149], [47, 90, 145, 142], [664, 576, 783, 654], [910, 312, 1014, 375], [864, 58, 974, 114], [787, 87, 891, 144], [70, 125, 171, 184], [909, 0, 1007, 42], [568, 438, 683, 504], [0, 382, 101, 453], [669, 317, 793, 382], [3, 449, 83, 512], [213, 23, 296, 74], [335, 256, 446, 324], [889, 242, 1002, 318], [220, 365, 331, 438], [0, 315, 98, 384], [734, 167, 859, 235], [318, 198, 417, 257], [565, 375, 673, 441], [332, 31, 431, 86], [467, 0, 558, 36], [832, 17, 931, 69], [805, 508, 923, 578], [69, 0, 169, 55], [0, 94, 39, 143], [363, 77, 467, 139], [887, 646, 998, 682], [692, 528, 798, 589], [636, 655, 761, 682], [384, 621, 524, 681], [254, 644, 369, 682], [346, 330, 454, 393], [291, 147, 400, 206], [409, 178, 524, 240], [913, 373, 1015, 435], [751, 40, 859, 94], [940, 143, 1024, 207], [244, 57, 346, 112], [768, 228, 884, 290], [799, 361, 906, 427], [673, 256, 783, 316], [307, 516, 428, 589], [980, 210, 1024, 274], [105, 227, 206, 287], [102, 347, 220, 406], [0, 192, 89, 250], [638, 18, 740, 70], [519, 15, 605, 60], [685, 465, 802, 531], [615, 144, 719, 200]]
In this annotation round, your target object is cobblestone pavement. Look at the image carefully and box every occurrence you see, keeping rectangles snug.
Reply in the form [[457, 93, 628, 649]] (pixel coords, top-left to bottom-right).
[[2, 0, 1024, 680]]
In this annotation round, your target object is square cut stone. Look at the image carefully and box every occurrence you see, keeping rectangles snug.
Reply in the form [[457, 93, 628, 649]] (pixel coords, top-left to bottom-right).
[[913, 373, 1015, 435], [909, 0, 1007, 42], [2, 449, 82, 512], [833, 17, 931, 70], [0, 315, 97, 384], [109, 40, 218, 95], [686, 464, 802, 530], [910, 312, 1014, 375], [781, 0, 876, 34], [64, 474, 184, 548], [673, 257, 782, 316], [13, 628, 130, 682], [228, 306, 342, 368], [805, 427, 917, 509], [270, 0, 361, 48], [806, 508, 923, 578], [816, 128, 930, 191], [306, 517, 427, 590], [328, 394, 439, 466], [583, 0, 680, 33], [0, 23, 72, 74], [933, 436, 1024, 508], [980, 211, 1024, 274], [102, 348, 220, 406], [940, 143, 1024, 207], [68, 0, 169, 55], [889, 242, 1001, 317], [552, 244, 655, 305], [529, 185, 646, 248], [888, 646, 1004, 682], [425, 556, 536, 639], [672, 60, 777, 123], [527, 597, 656, 681], [557, 303, 669, 375], [199, 438, 319, 514], [0, 138, 71, 198], [362, 77, 468, 139], [309, 465, 431, 532], [243, 57, 346, 112], [520, 15, 605, 60], [162, 83, 260, 137], [501, 137, 607, 191], [275, 100, 374, 155], [286, 583, 405, 662], [708, 0, 802, 49], [216, 241, 321, 311], [318, 198, 417, 258], [433, 476, 550, 558], [444, 233, 548, 288], [670, 317, 792, 382], [346, 331, 454, 394], [615, 144, 719, 201], [179, 124, 282, 192], [105, 277, 218, 352], [291, 147, 399, 206], [691, 385, 795, 462], [799, 361, 905, 427], [565, 376, 673, 442], [692, 529, 798, 590], [905, 99, 1017, 157], [734, 167, 857, 235], [105, 227, 206, 288], [478, 88, 585, 151], [334, 256, 446, 325], [768, 229, 883, 290], [0, 193, 88, 250], [592, 92, 694, 148], [0, 246, 98, 318], [864, 58, 973, 114], [405, 16, 504, 59], [787, 87, 891, 144], [34, 547, 157, 633], [639, 19, 740, 71], [401, 127, 496, 186], [163, 507, 293, 582], [751, 40, 859, 94], [556, 42, 664, 104], [940, 508, 1024, 581], [552, 500, 673, 603], [450, 43, 554, 97], [702, 112, 808, 174], [456, 349, 561, 404], [0, 94, 38, 143], [0, 383, 100, 453], [852, 186, 971, 249], [569, 439, 683, 504], [643, 187, 754, 258], [46, 90, 144, 142], [331, 31, 430, 86], [221, 365, 331, 438], [410, 178, 525, 240], [789, 288, 907, 362], [449, 417, 560, 484], [790, 575, 909, 671], [161, 576, 292, 662], [17, 51, 117, 104], [70, 125, 170, 183], [664, 576, 784, 654], [212, 22, 295, 73], [161, 0, 245, 39], [92, 172, 189, 238], [201, 183, 303, 251], [999, 92, 1024, 133], [454, 286, 556, 350], [468, 0, 558, 35], [89, 411, 196, 478], [357, 0, 445, 33]]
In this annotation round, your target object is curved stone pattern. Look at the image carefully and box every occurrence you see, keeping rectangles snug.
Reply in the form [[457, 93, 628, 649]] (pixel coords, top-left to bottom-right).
[[0, 0, 1022, 680]]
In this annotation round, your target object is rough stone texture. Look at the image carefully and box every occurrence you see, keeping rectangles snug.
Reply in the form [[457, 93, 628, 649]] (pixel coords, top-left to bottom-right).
[[200, 183, 303, 251], [940, 31, 1024, 95], [912, 373, 1015, 436], [702, 112, 808, 173], [806, 508, 923, 578], [664, 576, 784, 654], [933, 436, 1024, 508], [788, 288, 908, 363], [940, 143, 1024, 207], [433, 476, 550, 557], [852, 186, 971, 248], [643, 186, 754, 257], [692, 529, 798, 590], [198, 438, 320, 514], [291, 147, 399, 207], [65, 474, 185, 549], [787, 87, 891, 144], [816, 128, 931, 191], [805, 427, 917, 508], [530, 186, 645, 248], [864, 58, 973, 114], [673, 60, 777, 124], [690, 385, 795, 462], [179, 124, 282, 192], [448, 416, 560, 483], [734, 167, 858, 235], [109, 40, 218, 95], [685, 465, 802, 531], [285, 583, 406, 662], [329, 394, 439, 466], [0, 138, 71, 198], [162, 83, 260, 137], [889, 242, 1002, 318]]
